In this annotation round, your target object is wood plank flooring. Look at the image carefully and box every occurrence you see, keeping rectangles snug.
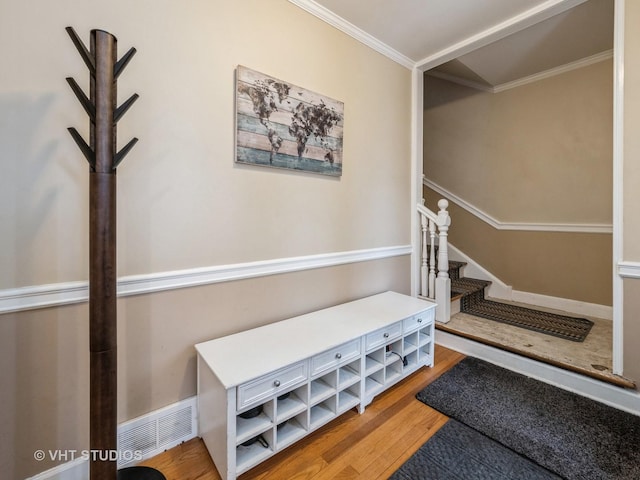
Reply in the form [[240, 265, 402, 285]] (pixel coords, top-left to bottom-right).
[[138, 345, 465, 480]]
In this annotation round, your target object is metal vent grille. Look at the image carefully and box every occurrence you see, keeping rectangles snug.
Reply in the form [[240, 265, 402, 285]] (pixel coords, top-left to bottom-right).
[[118, 422, 157, 456], [116, 397, 197, 467], [158, 406, 193, 448]]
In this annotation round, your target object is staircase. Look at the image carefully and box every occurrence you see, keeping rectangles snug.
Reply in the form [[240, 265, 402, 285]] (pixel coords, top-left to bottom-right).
[[416, 199, 636, 389], [448, 260, 491, 316]]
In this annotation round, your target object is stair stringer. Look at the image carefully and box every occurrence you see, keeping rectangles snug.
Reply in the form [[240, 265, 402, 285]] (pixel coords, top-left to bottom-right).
[[447, 243, 613, 320], [447, 243, 513, 300]]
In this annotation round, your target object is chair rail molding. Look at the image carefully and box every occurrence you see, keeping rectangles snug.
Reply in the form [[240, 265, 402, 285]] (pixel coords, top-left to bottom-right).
[[619, 262, 640, 279], [424, 178, 613, 234], [0, 245, 411, 315]]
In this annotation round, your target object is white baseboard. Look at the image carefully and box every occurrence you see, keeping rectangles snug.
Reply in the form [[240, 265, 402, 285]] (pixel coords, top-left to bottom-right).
[[26, 458, 88, 480], [448, 243, 612, 320], [26, 396, 197, 480], [436, 331, 640, 416], [511, 290, 612, 320]]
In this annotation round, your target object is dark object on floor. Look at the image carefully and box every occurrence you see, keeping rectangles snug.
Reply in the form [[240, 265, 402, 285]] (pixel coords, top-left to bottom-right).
[[462, 297, 594, 342], [118, 466, 166, 479], [390, 419, 560, 480], [416, 357, 640, 480]]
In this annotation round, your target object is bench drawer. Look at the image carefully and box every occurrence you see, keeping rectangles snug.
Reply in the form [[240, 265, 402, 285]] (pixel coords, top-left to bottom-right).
[[310, 339, 361, 377], [403, 310, 434, 333], [365, 322, 402, 352], [237, 362, 307, 410]]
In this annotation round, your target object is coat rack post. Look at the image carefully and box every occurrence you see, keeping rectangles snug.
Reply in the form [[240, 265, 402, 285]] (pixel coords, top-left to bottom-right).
[[89, 30, 118, 480], [67, 27, 162, 480]]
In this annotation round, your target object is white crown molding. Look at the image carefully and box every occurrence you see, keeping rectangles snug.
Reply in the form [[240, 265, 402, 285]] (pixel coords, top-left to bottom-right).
[[416, 0, 589, 71], [0, 245, 411, 314], [619, 262, 640, 279], [427, 49, 613, 93], [493, 50, 613, 92], [424, 178, 613, 234], [426, 70, 494, 93], [287, 0, 414, 69]]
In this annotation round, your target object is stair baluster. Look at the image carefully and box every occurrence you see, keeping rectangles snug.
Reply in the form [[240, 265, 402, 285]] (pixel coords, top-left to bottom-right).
[[417, 199, 452, 323], [420, 212, 428, 297], [428, 219, 436, 298]]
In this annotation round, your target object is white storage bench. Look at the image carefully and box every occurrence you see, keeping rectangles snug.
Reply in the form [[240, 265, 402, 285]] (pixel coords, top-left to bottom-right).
[[195, 291, 436, 480]]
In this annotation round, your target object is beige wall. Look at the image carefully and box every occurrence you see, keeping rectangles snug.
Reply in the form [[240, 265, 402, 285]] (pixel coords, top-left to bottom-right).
[[0, 1, 413, 478], [1, 258, 410, 478], [423, 58, 613, 305], [0, 0, 411, 289], [424, 186, 612, 305], [424, 60, 613, 224], [623, 279, 640, 381], [622, 0, 640, 381]]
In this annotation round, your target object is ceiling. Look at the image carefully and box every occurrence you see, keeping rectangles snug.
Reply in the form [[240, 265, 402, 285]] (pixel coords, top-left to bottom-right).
[[306, 0, 613, 88]]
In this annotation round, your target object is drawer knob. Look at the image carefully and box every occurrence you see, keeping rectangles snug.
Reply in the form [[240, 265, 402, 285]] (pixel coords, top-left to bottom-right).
[[417, 318, 423, 323], [335, 353, 342, 359], [383, 333, 390, 338], [273, 380, 281, 387]]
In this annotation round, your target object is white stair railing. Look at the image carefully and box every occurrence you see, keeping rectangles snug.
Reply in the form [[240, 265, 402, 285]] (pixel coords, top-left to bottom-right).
[[417, 199, 451, 323]]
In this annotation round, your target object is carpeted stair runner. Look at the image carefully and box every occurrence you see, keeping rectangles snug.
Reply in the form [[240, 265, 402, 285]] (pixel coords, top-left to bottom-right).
[[447, 261, 594, 342]]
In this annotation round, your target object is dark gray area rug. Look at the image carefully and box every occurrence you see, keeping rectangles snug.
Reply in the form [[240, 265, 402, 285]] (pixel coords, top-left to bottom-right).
[[390, 419, 561, 480], [415, 357, 640, 480]]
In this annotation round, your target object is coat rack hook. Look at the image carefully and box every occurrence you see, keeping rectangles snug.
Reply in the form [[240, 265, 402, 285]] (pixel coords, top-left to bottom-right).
[[114, 93, 139, 124], [67, 127, 95, 169], [65, 27, 95, 75], [114, 47, 137, 79], [113, 137, 139, 170], [66, 77, 96, 120]]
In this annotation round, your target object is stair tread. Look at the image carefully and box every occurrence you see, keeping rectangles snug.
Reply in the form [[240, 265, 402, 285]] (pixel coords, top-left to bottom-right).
[[449, 260, 467, 268], [451, 277, 491, 291], [451, 293, 464, 302]]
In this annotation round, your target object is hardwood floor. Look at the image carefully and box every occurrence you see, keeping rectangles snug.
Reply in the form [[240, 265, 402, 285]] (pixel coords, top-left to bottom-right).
[[138, 345, 465, 480]]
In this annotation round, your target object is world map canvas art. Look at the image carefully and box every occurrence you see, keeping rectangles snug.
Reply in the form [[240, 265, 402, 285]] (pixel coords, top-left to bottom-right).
[[236, 65, 344, 176]]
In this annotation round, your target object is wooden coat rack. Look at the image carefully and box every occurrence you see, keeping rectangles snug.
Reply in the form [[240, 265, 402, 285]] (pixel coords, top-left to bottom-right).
[[66, 27, 164, 480]]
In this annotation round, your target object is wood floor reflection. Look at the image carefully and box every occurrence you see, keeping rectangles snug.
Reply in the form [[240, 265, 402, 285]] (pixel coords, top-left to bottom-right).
[[138, 345, 465, 480]]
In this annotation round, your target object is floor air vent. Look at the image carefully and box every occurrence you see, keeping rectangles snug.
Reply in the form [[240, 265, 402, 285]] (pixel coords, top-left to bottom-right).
[[117, 396, 197, 467]]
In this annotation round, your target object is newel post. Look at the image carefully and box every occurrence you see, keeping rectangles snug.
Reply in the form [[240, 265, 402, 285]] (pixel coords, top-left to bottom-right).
[[435, 199, 451, 323]]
